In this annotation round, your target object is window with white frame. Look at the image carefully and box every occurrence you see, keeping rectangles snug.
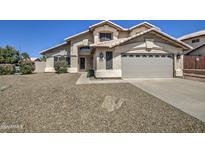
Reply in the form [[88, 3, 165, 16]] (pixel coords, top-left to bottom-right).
[[99, 33, 112, 42]]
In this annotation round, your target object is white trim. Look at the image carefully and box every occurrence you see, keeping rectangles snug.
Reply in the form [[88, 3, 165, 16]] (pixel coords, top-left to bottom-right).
[[110, 28, 193, 50], [68, 67, 78, 73], [64, 21, 160, 43], [178, 29, 205, 40], [45, 67, 55, 72], [40, 42, 67, 54], [154, 29, 193, 50], [111, 28, 154, 47], [89, 20, 126, 30], [95, 69, 122, 78], [64, 21, 126, 41], [64, 30, 89, 41], [129, 22, 160, 30]]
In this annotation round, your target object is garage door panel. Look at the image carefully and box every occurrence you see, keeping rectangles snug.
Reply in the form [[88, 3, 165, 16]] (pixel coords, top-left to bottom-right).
[[122, 54, 173, 78]]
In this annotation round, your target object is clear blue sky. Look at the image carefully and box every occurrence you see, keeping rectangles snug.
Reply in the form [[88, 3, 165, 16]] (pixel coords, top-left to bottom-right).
[[0, 20, 205, 57]]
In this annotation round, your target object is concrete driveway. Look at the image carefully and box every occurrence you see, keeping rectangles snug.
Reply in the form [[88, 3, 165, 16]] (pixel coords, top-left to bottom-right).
[[125, 78, 205, 122]]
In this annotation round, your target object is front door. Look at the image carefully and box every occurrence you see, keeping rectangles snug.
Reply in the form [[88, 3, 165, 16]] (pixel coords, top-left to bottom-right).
[[106, 52, 113, 70], [80, 57, 85, 70]]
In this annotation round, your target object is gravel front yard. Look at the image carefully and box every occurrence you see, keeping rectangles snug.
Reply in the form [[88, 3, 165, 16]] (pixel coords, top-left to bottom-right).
[[0, 73, 204, 133]]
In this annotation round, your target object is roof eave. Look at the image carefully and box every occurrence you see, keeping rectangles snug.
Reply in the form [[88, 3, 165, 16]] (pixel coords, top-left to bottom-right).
[[183, 43, 205, 55], [180, 34, 205, 41], [40, 42, 67, 55], [64, 30, 90, 41], [89, 20, 126, 31], [110, 29, 192, 50], [129, 22, 160, 31], [152, 29, 193, 50]]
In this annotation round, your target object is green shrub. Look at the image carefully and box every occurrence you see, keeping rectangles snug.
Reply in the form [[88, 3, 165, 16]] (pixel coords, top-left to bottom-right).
[[0, 64, 15, 75], [19, 60, 35, 74], [54, 61, 68, 74], [87, 69, 95, 78]]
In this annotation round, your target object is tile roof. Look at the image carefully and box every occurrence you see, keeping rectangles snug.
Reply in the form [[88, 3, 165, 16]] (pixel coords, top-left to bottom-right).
[[90, 38, 127, 47], [111, 28, 192, 50], [179, 29, 205, 40], [89, 20, 126, 31], [129, 22, 160, 30], [40, 42, 67, 54], [90, 28, 192, 50]]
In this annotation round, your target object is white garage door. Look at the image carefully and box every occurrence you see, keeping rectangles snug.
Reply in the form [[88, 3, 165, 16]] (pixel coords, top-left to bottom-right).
[[121, 54, 173, 78]]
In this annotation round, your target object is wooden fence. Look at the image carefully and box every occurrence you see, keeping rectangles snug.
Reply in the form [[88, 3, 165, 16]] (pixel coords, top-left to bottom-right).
[[184, 56, 205, 69]]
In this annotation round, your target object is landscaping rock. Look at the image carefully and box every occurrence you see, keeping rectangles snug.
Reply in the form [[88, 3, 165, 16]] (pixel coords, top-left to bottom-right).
[[0, 73, 204, 133], [0, 85, 11, 91], [102, 96, 126, 112]]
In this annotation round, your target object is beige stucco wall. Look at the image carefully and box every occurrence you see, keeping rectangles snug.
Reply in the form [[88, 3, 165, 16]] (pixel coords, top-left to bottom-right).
[[174, 55, 183, 77], [78, 55, 92, 71], [94, 48, 121, 78], [44, 45, 70, 72], [94, 40, 184, 78], [182, 35, 205, 48], [34, 61, 46, 73], [69, 32, 93, 73], [129, 26, 150, 36], [119, 31, 129, 38], [45, 57, 55, 72], [93, 25, 119, 43], [71, 32, 93, 45]]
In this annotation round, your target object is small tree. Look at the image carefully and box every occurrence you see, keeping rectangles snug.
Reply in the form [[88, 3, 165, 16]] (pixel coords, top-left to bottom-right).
[[21, 52, 30, 60], [39, 55, 46, 62], [0, 45, 33, 75], [19, 59, 35, 74], [0, 64, 15, 75], [0, 45, 20, 64]]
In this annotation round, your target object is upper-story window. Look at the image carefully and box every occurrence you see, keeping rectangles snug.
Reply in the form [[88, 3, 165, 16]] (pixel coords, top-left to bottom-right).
[[192, 38, 200, 43], [79, 46, 90, 52], [99, 33, 112, 42]]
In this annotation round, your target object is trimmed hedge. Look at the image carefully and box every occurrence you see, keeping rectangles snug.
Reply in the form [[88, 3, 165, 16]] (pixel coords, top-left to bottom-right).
[[0, 64, 16, 75], [54, 61, 68, 74], [19, 60, 35, 74]]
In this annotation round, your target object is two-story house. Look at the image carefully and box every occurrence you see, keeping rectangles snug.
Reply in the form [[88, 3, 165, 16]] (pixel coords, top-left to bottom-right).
[[40, 21, 191, 78], [179, 29, 205, 56]]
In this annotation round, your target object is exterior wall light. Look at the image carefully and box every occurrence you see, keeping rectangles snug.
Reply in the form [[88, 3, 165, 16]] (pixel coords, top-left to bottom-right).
[[99, 52, 104, 59], [176, 53, 181, 59]]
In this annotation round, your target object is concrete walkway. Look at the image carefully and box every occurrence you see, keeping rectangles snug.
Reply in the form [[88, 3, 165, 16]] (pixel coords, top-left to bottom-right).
[[124, 78, 205, 122], [76, 73, 127, 85]]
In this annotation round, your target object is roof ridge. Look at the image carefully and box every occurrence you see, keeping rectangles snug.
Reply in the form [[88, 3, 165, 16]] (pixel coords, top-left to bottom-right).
[[89, 20, 126, 30], [64, 21, 160, 41], [129, 22, 160, 30]]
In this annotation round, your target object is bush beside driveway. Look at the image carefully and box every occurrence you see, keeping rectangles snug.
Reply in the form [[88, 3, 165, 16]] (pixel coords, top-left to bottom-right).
[[0, 73, 204, 133]]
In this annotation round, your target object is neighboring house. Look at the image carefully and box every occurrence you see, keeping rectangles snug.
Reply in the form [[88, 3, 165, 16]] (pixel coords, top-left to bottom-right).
[[31, 57, 41, 62], [179, 30, 205, 56], [184, 43, 205, 56], [40, 21, 191, 78]]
